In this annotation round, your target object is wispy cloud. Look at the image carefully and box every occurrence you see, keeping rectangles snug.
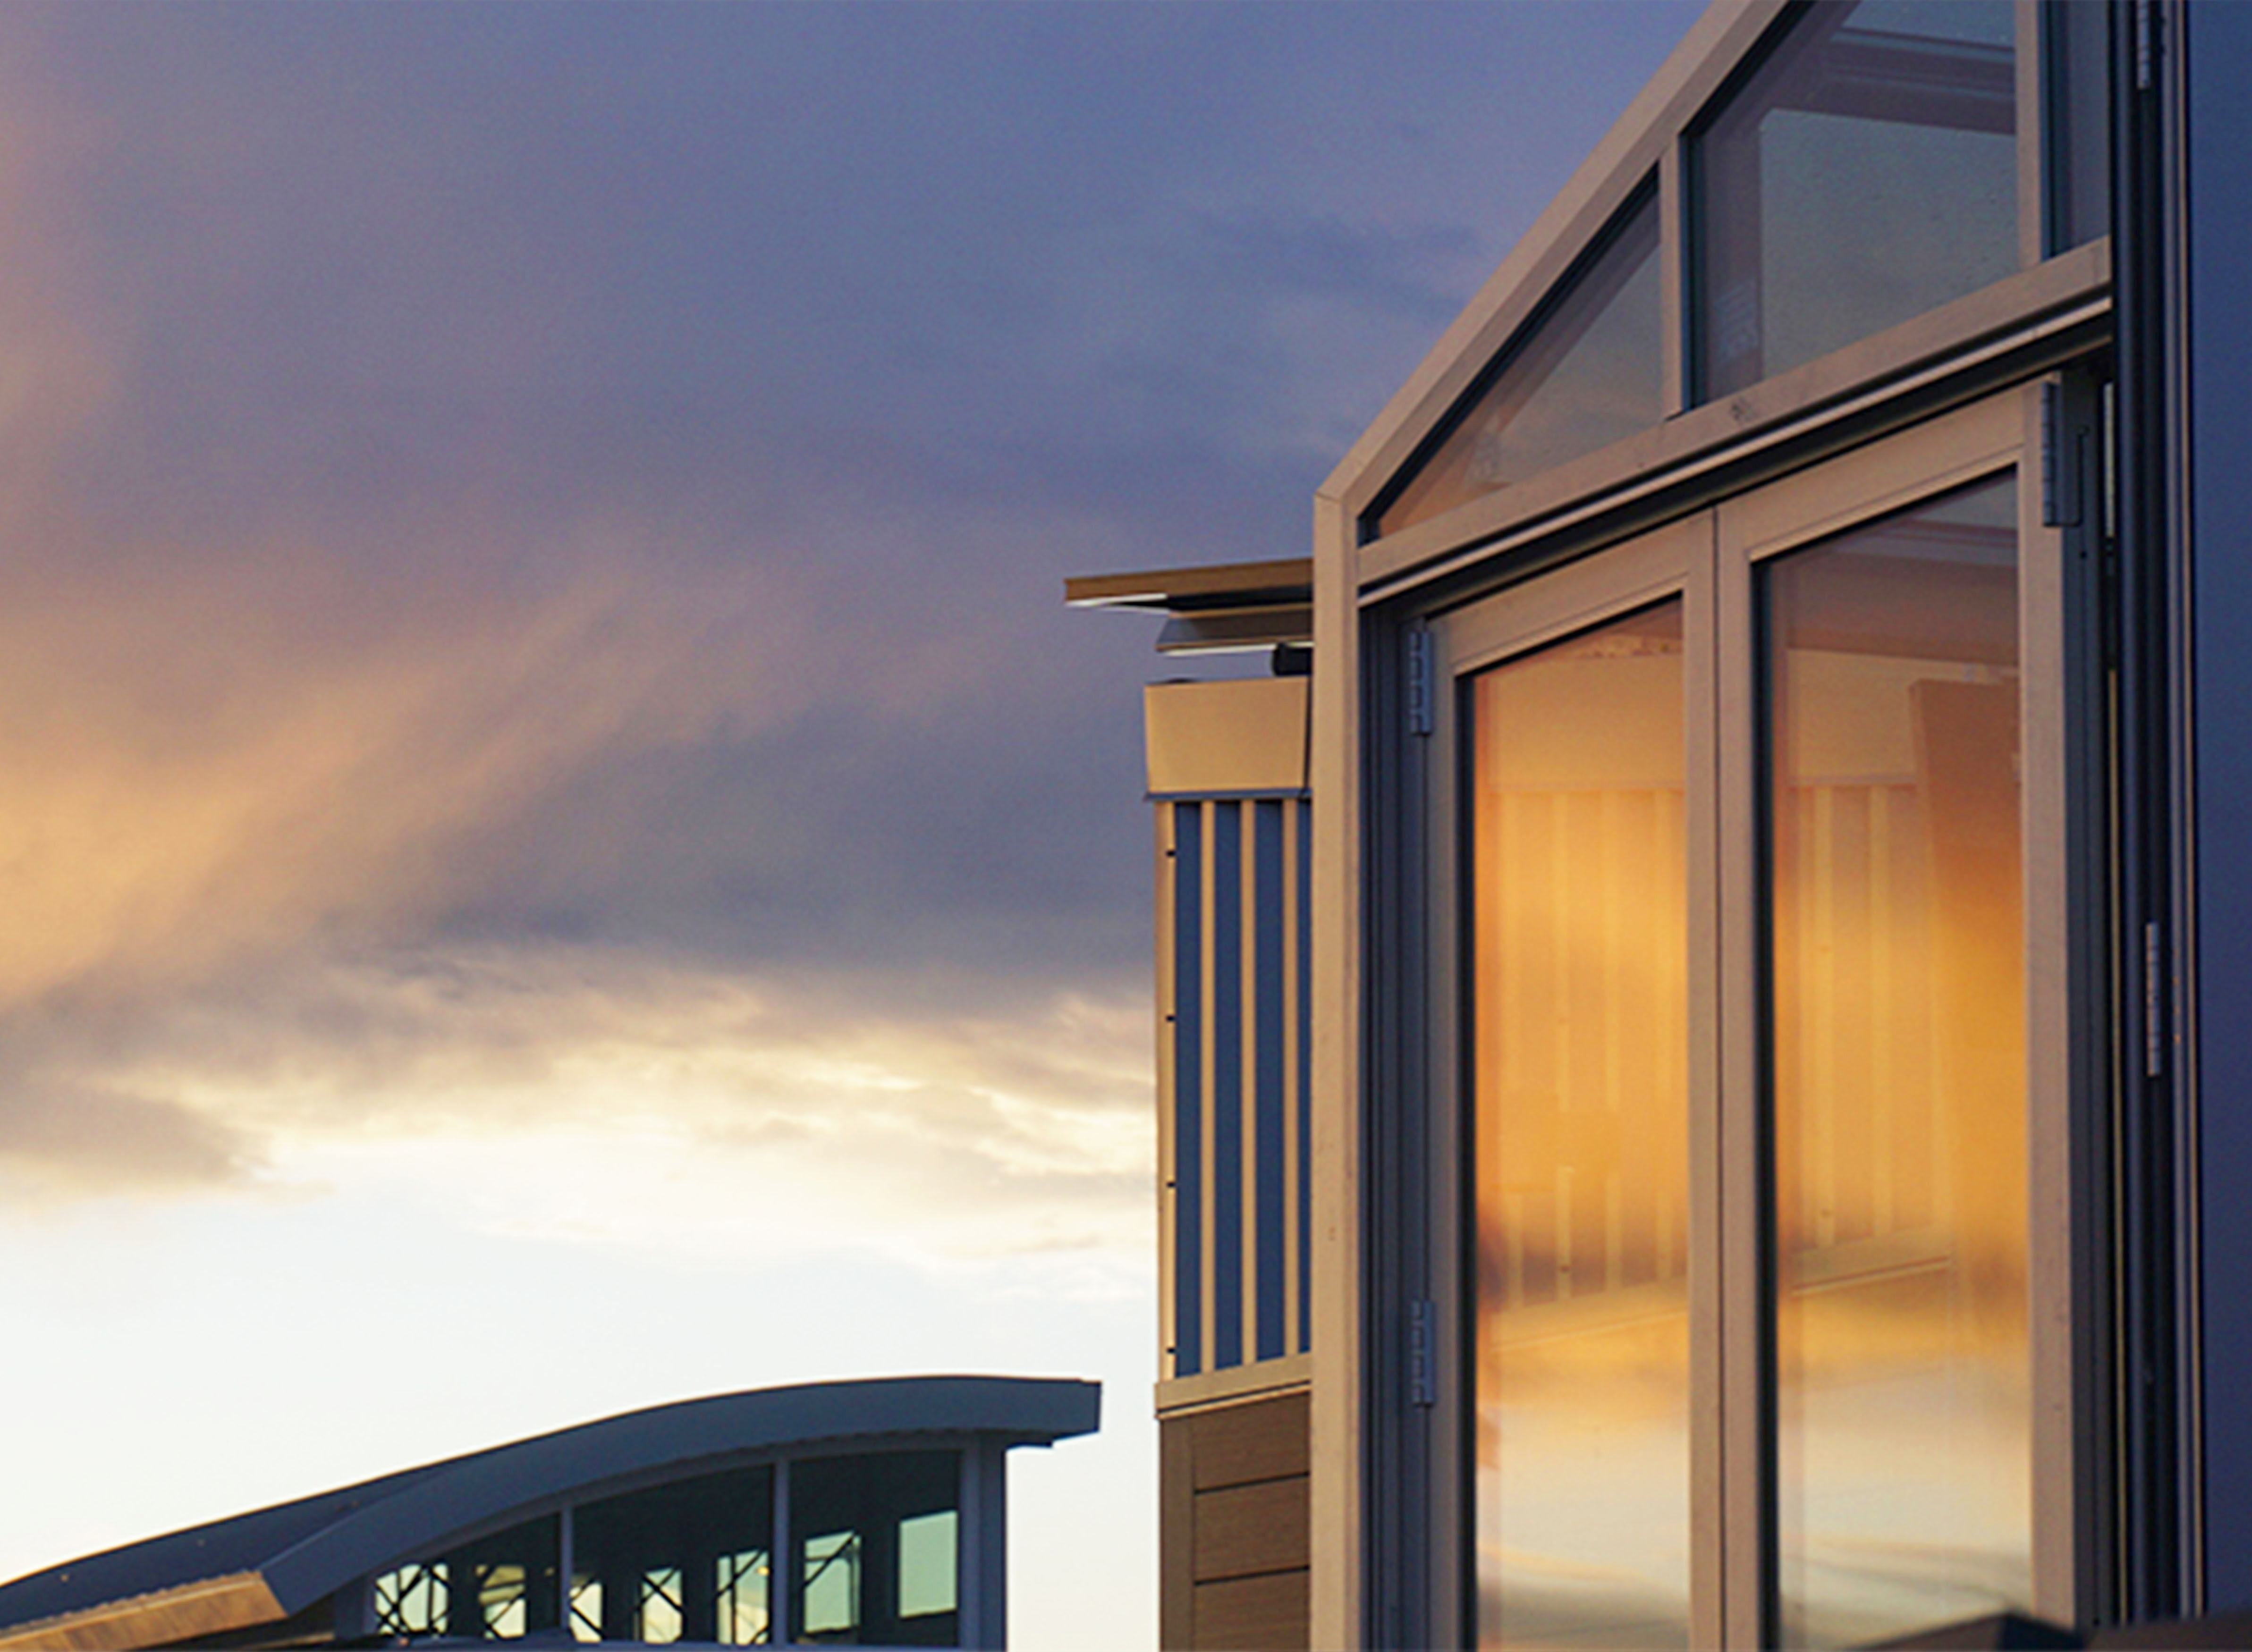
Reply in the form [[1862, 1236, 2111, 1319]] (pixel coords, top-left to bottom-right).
[[4, 942, 1153, 1271]]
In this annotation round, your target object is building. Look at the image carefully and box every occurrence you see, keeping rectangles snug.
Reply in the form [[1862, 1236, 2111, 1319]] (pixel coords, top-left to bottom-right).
[[1074, 1, 2252, 1645], [0, 1376, 1099, 1651]]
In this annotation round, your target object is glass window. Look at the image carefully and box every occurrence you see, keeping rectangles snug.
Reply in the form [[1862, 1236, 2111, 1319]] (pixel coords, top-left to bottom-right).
[[2047, 0, 2111, 253], [1379, 189, 1661, 537], [569, 1575, 604, 1644], [1764, 474, 2029, 1646], [716, 1546, 775, 1646], [372, 1560, 451, 1639], [1471, 599, 1690, 1649], [366, 1517, 561, 1641], [790, 1450, 962, 1647], [1695, 1, 2018, 399], [897, 1511, 960, 1623], [573, 1465, 774, 1644], [637, 1567, 685, 1643]]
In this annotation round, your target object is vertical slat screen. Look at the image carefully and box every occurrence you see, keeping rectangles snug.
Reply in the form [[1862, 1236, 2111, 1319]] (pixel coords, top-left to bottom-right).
[[1161, 794, 1313, 1380]]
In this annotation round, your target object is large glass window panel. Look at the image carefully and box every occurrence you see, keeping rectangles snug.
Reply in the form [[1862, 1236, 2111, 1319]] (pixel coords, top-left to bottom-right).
[[1764, 474, 2029, 1647], [1471, 599, 1689, 1650], [1696, 1, 2018, 400], [1380, 190, 1661, 536]]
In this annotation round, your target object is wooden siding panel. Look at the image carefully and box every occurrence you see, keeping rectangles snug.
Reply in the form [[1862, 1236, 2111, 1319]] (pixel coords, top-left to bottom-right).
[[1162, 1417, 1196, 1652], [1189, 1392, 1310, 1491], [1193, 1572, 1311, 1652], [1194, 1479, 1311, 1584]]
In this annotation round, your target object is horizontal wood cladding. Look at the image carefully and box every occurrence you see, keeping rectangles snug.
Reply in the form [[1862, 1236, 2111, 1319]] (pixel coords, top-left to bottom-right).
[[1194, 1571, 1311, 1652], [1190, 1390, 1310, 1491], [1195, 1479, 1311, 1582], [1162, 1391, 1309, 1650]]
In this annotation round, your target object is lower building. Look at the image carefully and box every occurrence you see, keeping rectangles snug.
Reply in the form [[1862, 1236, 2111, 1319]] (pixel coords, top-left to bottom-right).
[[0, 1375, 1099, 1651]]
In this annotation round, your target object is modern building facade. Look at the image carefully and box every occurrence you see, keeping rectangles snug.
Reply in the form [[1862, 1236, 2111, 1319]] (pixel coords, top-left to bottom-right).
[[0, 1376, 1099, 1652], [1078, 0, 2252, 1645]]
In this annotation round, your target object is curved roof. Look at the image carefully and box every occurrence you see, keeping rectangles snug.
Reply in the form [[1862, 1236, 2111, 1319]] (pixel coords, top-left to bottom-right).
[[0, 1374, 1099, 1651]]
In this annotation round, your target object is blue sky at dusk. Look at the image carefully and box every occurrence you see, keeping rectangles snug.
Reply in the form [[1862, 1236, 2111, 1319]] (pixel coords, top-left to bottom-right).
[[0, 5, 1700, 1644]]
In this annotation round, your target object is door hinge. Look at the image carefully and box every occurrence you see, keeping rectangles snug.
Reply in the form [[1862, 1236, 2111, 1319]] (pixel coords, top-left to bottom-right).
[[2102, 378, 2118, 546], [1406, 626, 1435, 737], [2146, 920, 2165, 1079], [1409, 1297, 1437, 1407]]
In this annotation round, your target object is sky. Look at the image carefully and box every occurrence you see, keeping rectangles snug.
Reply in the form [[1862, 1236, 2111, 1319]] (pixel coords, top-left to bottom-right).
[[0, 4, 1702, 1646]]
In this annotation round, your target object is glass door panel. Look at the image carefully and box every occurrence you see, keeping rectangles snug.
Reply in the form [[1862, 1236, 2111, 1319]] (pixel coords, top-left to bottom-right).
[[1470, 598, 1691, 1650], [1762, 473, 2031, 1646]]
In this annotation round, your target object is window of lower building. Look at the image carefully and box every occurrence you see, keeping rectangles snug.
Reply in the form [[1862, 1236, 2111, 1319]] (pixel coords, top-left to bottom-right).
[[791, 1450, 961, 1647], [368, 1515, 561, 1640], [572, 1464, 774, 1644]]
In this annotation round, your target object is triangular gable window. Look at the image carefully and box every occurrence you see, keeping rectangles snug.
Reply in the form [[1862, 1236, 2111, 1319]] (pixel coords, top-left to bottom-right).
[[1694, 0, 2018, 400], [1377, 185, 1660, 537]]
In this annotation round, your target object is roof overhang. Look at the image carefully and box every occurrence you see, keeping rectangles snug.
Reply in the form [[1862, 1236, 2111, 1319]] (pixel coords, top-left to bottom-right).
[[1067, 557, 1312, 654]]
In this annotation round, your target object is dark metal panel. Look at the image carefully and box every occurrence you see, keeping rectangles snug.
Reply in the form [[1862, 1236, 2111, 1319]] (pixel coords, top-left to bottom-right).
[[1256, 801, 1289, 1362], [1213, 801, 1246, 1371], [1176, 802, 1207, 1380], [2184, 0, 2252, 1613]]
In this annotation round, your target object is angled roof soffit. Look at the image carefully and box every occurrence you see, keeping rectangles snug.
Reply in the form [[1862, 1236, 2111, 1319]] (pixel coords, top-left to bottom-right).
[[0, 1573, 284, 1652], [1318, 0, 1780, 522], [0, 1375, 1101, 1649]]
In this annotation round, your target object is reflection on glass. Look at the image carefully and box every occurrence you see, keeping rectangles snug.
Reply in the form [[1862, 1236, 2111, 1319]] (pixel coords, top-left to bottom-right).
[[898, 1511, 960, 1621], [802, 1533, 862, 1637], [1696, 0, 2017, 399], [1473, 600, 1689, 1650], [372, 1561, 450, 1639], [1765, 474, 2029, 1647], [716, 1548, 774, 1646], [1381, 189, 1661, 535], [477, 1565, 528, 1639], [2049, 1, 2110, 253], [638, 1568, 685, 1644], [569, 1575, 603, 1644]]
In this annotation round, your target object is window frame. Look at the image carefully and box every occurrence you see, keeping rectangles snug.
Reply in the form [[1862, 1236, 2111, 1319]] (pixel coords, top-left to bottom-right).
[[1337, 0, 2110, 597], [1405, 386, 2083, 1648]]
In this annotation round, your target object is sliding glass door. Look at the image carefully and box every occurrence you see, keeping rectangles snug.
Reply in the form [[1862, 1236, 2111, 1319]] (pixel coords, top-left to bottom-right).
[[1431, 388, 2065, 1648]]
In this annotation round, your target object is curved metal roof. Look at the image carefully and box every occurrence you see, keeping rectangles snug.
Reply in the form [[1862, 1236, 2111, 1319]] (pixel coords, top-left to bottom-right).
[[0, 1374, 1099, 1650]]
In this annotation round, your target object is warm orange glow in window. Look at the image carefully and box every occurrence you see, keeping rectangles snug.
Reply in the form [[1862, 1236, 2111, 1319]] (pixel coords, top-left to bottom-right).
[[1767, 473, 2030, 1646], [1472, 599, 1689, 1650]]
